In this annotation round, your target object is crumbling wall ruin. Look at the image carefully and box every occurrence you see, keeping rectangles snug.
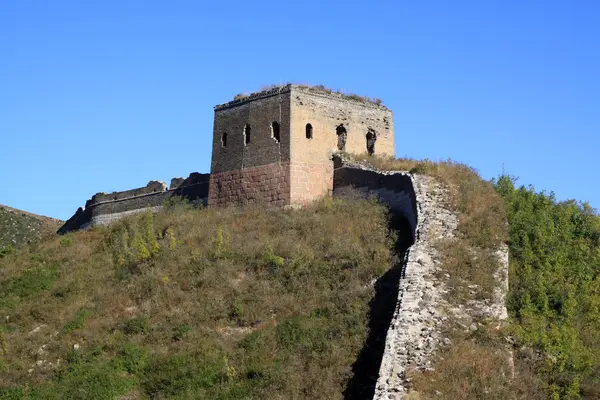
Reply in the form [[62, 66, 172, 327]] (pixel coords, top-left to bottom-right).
[[333, 157, 509, 399], [58, 173, 210, 233]]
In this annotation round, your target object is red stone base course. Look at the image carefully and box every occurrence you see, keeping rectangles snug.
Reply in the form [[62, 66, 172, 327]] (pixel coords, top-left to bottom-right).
[[208, 162, 291, 207], [290, 161, 333, 205]]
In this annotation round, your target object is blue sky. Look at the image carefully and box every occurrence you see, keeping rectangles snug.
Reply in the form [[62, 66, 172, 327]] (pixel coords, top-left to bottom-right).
[[1, 1, 598, 220]]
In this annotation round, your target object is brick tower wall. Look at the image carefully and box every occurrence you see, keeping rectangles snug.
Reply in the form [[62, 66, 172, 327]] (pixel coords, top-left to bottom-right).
[[208, 90, 292, 207], [288, 86, 395, 205]]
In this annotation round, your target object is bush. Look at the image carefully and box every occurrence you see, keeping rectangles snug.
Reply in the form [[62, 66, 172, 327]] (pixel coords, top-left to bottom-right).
[[122, 317, 150, 335], [0, 266, 58, 307], [109, 209, 160, 270], [46, 348, 136, 399], [141, 352, 226, 398], [261, 246, 285, 271], [172, 324, 192, 341], [0, 245, 15, 258], [63, 309, 92, 333], [59, 236, 72, 247], [115, 343, 148, 374], [494, 175, 600, 398]]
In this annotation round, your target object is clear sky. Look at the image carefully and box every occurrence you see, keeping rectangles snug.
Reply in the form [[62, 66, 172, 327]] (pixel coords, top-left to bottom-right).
[[1, 1, 598, 220]]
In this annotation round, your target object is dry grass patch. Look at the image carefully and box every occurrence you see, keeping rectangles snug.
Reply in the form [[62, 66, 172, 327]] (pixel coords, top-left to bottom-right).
[[408, 340, 512, 399], [350, 154, 507, 248], [436, 238, 499, 302], [0, 197, 395, 399]]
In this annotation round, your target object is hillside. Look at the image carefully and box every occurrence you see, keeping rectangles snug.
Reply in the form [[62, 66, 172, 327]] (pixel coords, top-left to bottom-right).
[[495, 177, 600, 398], [1, 157, 599, 399], [0, 198, 394, 399], [0, 205, 62, 254]]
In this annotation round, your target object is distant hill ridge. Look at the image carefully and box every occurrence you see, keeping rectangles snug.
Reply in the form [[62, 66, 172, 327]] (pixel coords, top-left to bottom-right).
[[0, 204, 62, 249]]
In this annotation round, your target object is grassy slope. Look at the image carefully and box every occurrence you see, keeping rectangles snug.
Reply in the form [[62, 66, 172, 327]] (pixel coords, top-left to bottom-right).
[[0, 198, 393, 399], [0, 205, 61, 251], [3, 155, 596, 399]]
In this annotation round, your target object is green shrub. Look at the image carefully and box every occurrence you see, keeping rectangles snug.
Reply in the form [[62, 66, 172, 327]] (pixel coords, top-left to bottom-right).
[[0, 267, 58, 307], [261, 246, 285, 271], [495, 175, 600, 398], [140, 209, 159, 256], [141, 352, 226, 398], [63, 309, 92, 333], [0, 245, 15, 258], [122, 317, 150, 335], [42, 348, 136, 400], [115, 343, 148, 374], [172, 324, 192, 341], [109, 210, 161, 271], [210, 226, 228, 259], [0, 388, 27, 400], [229, 301, 244, 322], [162, 195, 191, 210]]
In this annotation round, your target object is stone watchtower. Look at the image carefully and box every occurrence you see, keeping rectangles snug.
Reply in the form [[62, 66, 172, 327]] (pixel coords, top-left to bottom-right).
[[208, 84, 395, 207]]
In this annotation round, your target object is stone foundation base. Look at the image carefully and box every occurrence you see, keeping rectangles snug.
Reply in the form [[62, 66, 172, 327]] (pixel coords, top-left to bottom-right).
[[290, 161, 333, 205], [208, 162, 291, 207]]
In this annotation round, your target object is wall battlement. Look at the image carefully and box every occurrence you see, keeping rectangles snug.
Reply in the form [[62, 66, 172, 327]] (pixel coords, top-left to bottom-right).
[[58, 173, 209, 233], [214, 84, 390, 112]]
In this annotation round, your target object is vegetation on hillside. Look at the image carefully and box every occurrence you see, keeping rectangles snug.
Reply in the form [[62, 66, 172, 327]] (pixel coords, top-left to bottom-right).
[[495, 176, 600, 399], [0, 199, 394, 399], [0, 206, 61, 255], [3, 154, 599, 399]]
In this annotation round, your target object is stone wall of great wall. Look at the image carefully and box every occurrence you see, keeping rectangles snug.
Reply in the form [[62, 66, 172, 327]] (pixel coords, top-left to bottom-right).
[[58, 173, 210, 233], [333, 157, 509, 399]]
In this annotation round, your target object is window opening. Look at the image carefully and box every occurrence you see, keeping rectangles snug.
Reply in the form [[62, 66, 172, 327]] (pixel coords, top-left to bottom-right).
[[305, 123, 313, 139], [244, 124, 251, 146], [271, 121, 280, 143], [221, 132, 228, 147], [366, 129, 376, 155], [336, 125, 347, 151]]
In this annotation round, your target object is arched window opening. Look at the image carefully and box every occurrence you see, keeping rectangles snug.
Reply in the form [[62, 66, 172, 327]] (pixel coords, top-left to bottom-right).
[[366, 129, 376, 155], [244, 124, 251, 146], [271, 121, 280, 143], [336, 124, 347, 151], [221, 132, 228, 147], [305, 123, 313, 139]]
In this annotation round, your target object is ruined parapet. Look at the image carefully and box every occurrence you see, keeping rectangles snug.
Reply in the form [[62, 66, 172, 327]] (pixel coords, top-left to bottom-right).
[[88, 180, 167, 205], [332, 155, 511, 399], [332, 156, 456, 398], [373, 175, 457, 399], [170, 177, 185, 189], [58, 173, 210, 234], [368, 170, 510, 399]]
